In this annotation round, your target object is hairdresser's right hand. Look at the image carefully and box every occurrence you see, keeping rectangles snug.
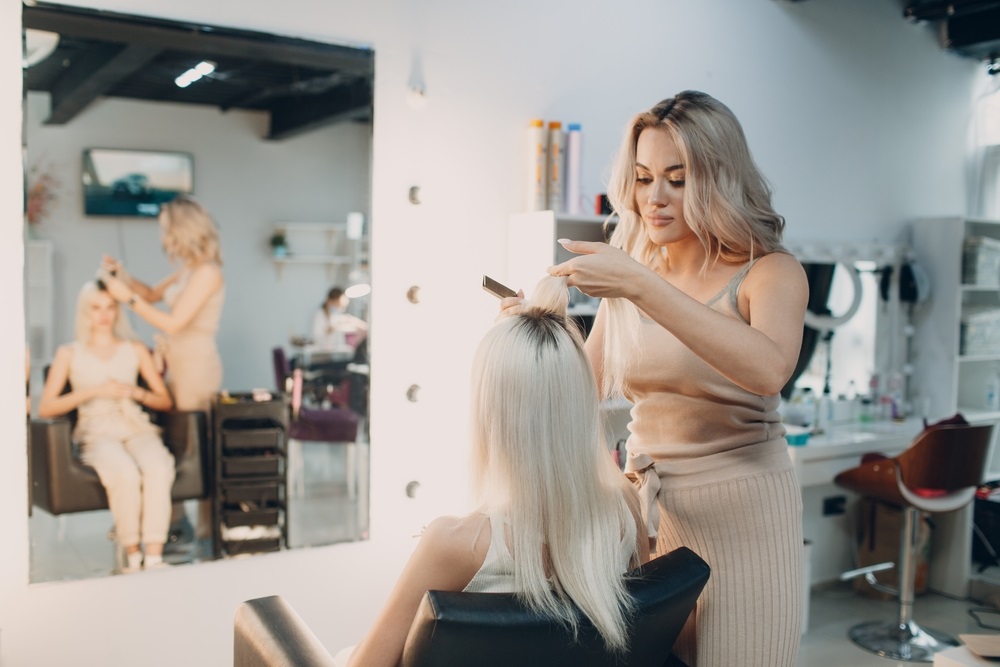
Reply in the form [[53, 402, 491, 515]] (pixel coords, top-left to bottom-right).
[[496, 290, 526, 322], [100, 255, 122, 277], [92, 380, 135, 401]]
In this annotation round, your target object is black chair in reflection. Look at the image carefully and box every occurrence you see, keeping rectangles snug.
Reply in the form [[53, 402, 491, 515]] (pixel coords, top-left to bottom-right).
[[29, 376, 209, 518]]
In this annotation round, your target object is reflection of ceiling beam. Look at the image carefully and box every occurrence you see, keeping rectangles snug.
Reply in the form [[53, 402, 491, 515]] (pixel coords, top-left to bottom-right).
[[47, 43, 162, 125], [23, 4, 374, 78], [267, 79, 372, 141]]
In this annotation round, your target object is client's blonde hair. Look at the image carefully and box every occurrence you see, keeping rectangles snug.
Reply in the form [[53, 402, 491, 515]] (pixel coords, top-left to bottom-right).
[[469, 275, 639, 652], [74, 280, 136, 344]]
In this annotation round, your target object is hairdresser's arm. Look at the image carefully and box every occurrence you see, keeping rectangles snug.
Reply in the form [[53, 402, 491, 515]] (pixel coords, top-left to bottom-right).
[[347, 514, 489, 667], [106, 264, 222, 335], [583, 302, 608, 395], [132, 342, 173, 412], [552, 242, 807, 396], [101, 255, 177, 303]]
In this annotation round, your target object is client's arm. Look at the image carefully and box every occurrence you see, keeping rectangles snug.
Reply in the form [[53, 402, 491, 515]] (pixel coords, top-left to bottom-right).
[[347, 514, 490, 667], [37, 345, 131, 418], [132, 342, 173, 412]]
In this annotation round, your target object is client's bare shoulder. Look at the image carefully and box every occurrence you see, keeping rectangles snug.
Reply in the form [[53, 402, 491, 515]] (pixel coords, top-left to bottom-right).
[[419, 513, 492, 579]]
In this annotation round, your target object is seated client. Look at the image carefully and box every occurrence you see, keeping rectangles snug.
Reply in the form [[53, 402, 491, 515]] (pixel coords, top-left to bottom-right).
[[38, 280, 175, 572], [337, 275, 648, 667]]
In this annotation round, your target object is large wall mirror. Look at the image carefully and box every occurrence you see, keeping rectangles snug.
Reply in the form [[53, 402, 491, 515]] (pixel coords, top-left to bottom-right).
[[23, 1, 374, 582]]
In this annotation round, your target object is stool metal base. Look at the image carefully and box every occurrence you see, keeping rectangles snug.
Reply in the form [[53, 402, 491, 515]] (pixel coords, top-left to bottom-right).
[[848, 619, 958, 662]]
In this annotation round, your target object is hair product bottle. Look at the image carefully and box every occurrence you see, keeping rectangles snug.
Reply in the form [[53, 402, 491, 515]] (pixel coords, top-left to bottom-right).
[[525, 119, 547, 211], [546, 121, 565, 213], [565, 123, 582, 215]]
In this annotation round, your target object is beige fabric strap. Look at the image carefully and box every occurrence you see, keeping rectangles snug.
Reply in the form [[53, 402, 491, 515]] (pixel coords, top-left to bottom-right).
[[624, 452, 661, 549]]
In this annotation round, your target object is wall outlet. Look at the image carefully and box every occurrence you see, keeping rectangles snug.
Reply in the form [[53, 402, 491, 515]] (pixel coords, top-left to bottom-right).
[[823, 495, 847, 516]]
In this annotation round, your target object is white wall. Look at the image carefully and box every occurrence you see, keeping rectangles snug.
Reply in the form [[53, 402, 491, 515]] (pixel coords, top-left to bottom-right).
[[25, 91, 372, 392], [0, 0, 982, 665]]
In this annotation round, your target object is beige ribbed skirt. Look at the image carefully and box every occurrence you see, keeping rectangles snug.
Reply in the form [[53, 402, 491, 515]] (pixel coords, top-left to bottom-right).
[[652, 468, 802, 667]]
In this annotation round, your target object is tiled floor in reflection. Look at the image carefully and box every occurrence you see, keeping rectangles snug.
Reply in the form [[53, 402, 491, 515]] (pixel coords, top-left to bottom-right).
[[29, 441, 370, 583]]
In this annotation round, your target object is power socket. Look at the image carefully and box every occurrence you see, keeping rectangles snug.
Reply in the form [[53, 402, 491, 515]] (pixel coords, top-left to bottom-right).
[[823, 495, 847, 516]]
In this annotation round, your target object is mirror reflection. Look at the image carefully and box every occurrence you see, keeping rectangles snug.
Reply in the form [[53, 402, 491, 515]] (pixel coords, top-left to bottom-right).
[[23, 2, 374, 582]]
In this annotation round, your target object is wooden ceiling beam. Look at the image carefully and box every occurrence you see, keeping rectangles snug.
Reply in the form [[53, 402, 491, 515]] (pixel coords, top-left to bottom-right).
[[47, 43, 162, 125], [266, 79, 372, 141], [23, 4, 373, 78]]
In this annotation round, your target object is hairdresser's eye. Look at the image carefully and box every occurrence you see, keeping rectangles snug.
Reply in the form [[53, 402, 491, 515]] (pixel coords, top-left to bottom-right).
[[636, 174, 653, 184], [667, 169, 686, 187]]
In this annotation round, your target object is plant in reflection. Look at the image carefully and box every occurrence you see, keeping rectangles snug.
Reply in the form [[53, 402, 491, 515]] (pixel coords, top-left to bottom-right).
[[26, 161, 59, 226]]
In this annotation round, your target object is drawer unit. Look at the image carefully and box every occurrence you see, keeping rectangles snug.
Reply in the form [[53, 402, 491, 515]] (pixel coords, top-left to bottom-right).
[[212, 393, 290, 558]]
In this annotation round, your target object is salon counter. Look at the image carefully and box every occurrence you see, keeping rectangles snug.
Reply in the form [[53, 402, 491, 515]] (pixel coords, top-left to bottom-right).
[[787, 418, 924, 488]]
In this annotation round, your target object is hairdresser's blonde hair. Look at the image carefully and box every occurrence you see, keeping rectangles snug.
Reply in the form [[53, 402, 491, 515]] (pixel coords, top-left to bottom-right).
[[159, 195, 223, 265], [470, 275, 639, 652], [602, 91, 787, 397], [74, 281, 136, 344]]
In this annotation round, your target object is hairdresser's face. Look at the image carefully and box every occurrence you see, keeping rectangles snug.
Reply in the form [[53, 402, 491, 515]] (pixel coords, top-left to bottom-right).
[[634, 128, 692, 247], [89, 291, 118, 333]]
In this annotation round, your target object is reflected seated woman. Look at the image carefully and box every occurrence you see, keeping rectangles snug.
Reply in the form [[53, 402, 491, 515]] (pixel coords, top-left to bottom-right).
[[37, 280, 175, 573]]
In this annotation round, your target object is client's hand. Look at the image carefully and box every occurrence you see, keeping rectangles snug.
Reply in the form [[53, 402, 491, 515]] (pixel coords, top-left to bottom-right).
[[93, 380, 135, 400]]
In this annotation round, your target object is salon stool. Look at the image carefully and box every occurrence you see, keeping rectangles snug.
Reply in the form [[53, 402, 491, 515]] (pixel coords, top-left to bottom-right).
[[834, 419, 993, 662]]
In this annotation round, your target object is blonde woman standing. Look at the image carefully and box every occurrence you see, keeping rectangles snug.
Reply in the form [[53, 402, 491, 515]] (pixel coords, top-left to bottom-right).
[[101, 195, 225, 412], [544, 91, 809, 666], [338, 276, 648, 667], [101, 195, 225, 541], [38, 281, 175, 572]]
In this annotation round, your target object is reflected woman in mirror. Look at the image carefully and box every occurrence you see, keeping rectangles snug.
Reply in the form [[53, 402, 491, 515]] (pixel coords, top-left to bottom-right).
[[311, 286, 368, 352], [38, 281, 175, 572], [100, 195, 225, 542], [337, 276, 648, 667], [541, 91, 809, 666]]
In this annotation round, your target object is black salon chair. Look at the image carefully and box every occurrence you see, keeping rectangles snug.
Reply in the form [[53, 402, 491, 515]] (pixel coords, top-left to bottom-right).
[[29, 377, 209, 516], [233, 546, 710, 667]]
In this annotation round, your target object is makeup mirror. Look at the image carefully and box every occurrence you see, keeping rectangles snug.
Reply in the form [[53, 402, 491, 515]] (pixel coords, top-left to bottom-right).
[[23, 1, 374, 582]]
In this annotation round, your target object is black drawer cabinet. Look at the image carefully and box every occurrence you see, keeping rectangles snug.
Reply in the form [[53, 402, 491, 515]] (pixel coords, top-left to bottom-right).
[[212, 393, 290, 558]]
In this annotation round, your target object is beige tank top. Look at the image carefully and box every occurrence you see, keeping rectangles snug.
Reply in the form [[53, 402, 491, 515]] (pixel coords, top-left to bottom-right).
[[623, 259, 791, 489], [163, 264, 225, 341], [69, 341, 158, 442]]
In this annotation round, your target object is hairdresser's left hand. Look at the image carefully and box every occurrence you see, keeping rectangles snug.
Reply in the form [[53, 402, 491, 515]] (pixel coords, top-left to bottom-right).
[[101, 273, 132, 303], [548, 240, 646, 299]]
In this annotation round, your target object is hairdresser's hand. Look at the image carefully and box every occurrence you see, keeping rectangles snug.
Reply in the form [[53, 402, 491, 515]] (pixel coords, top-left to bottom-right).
[[92, 380, 136, 401], [495, 290, 526, 322], [101, 274, 132, 303], [548, 240, 645, 299], [100, 255, 123, 277]]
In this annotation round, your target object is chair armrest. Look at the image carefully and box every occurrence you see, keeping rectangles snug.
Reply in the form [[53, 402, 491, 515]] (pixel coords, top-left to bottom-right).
[[159, 410, 209, 501], [29, 417, 107, 514], [234, 595, 335, 667]]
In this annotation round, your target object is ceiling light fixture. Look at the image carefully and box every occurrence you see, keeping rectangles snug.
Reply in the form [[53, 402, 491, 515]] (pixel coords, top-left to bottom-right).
[[174, 60, 216, 88]]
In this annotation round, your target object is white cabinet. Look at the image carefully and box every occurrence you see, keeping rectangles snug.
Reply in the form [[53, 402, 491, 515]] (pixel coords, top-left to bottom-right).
[[911, 218, 1000, 428], [25, 238, 53, 393], [506, 210, 614, 317]]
